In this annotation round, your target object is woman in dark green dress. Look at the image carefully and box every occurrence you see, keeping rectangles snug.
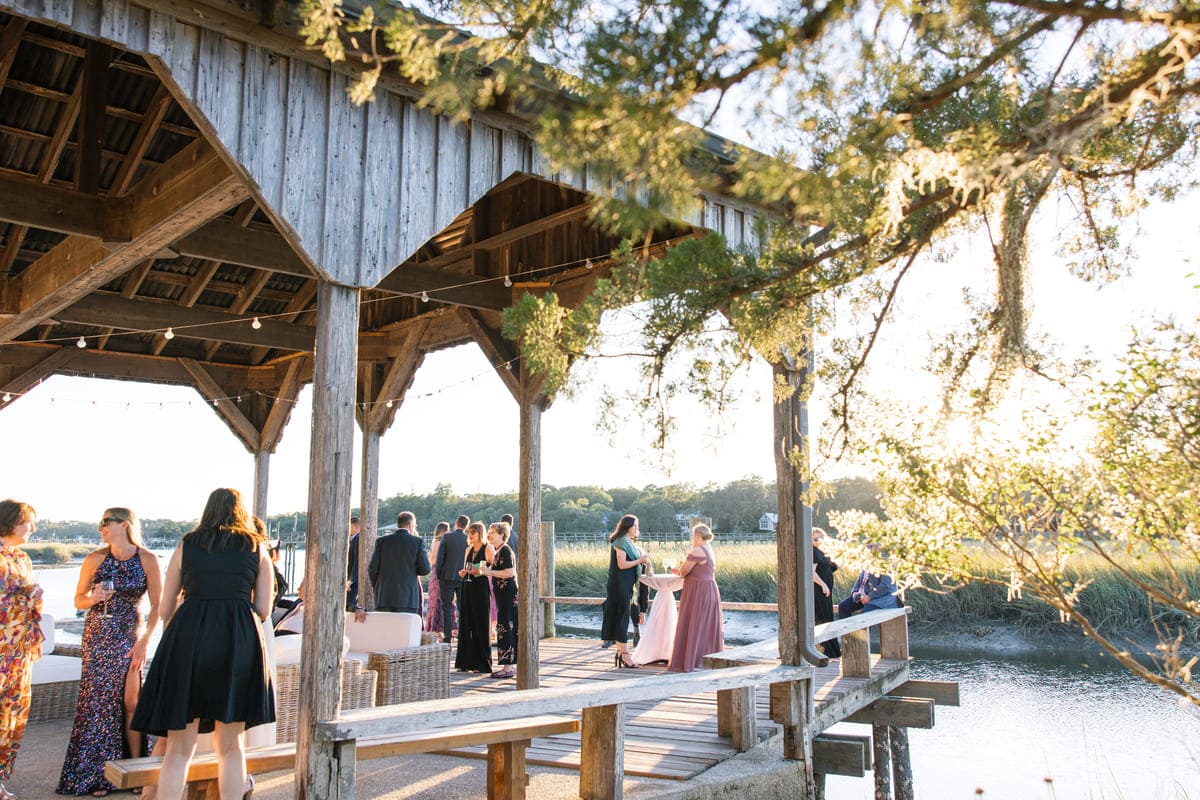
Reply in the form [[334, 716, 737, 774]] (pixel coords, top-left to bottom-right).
[[599, 515, 650, 669]]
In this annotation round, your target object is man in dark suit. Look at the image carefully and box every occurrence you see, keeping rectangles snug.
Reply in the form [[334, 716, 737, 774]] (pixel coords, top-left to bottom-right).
[[346, 514, 361, 612], [434, 514, 469, 643], [501, 512, 518, 557], [367, 511, 430, 615]]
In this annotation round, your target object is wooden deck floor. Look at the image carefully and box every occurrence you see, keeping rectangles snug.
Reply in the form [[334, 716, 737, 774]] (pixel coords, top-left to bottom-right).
[[438, 638, 909, 781]]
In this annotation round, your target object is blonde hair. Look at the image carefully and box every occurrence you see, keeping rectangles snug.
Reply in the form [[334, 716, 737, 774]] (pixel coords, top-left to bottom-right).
[[692, 523, 714, 542], [488, 521, 511, 543], [104, 507, 146, 549]]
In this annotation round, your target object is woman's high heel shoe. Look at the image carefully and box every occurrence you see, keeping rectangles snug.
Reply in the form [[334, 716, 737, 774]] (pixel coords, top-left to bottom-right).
[[615, 652, 637, 669]]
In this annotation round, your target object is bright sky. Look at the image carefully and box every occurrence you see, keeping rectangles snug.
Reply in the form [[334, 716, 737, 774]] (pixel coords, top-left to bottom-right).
[[2, 186, 1194, 523]]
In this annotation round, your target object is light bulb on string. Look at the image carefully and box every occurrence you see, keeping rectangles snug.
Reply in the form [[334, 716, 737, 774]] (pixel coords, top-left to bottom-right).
[[585, 259, 593, 270], [1, 392, 10, 403], [503, 276, 513, 287], [251, 317, 262, 330], [163, 328, 175, 340], [213, 399, 219, 407], [385, 400, 394, 409], [76, 336, 87, 348], [420, 291, 429, 303]]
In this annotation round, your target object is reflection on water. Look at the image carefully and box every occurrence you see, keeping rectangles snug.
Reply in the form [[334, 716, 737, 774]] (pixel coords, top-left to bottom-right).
[[825, 646, 1200, 800], [35, 560, 1199, 799]]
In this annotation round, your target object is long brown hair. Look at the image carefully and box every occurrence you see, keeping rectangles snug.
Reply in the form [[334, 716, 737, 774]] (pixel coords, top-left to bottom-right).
[[609, 514, 638, 543], [186, 488, 263, 552]]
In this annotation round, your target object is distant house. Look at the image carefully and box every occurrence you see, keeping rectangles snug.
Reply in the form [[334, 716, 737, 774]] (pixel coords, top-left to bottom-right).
[[676, 513, 714, 534], [758, 513, 778, 532]]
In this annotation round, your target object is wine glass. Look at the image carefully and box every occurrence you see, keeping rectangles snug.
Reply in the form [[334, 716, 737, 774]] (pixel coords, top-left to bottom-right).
[[663, 558, 675, 574], [99, 580, 115, 618]]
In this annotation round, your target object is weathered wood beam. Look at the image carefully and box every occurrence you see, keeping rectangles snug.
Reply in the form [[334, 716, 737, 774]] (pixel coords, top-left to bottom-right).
[[0, 174, 108, 238], [296, 281, 359, 799], [0, 342, 284, 387], [249, 279, 316, 365], [363, 321, 429, 433], [460, 309, 521, 400], [110, 85, 172, 196], [375, 262, 510, 310], [77, 41, 112, 195], [57, 294, 315, 352], [580, 704, 623, 800], [0, 18, 29, 91], [204, 267, 272, 359], [175, 220, 313, 278], [813, 734, 872, 777], [845, 697, 935, 729], [516, 371, 546, 690], [0, 140, 250, 343], [893, 679, 959, 707], [179, 357, 260, 452], [259, 356, 307, 453], [0, 346, 79, 405]]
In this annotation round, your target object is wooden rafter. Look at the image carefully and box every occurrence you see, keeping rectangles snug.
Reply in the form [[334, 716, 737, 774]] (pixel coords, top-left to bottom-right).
[[179, 357, 260, 451], [77, 41, 112, 195], [204, 268, 271, 359], [0, 139, 250, 343], [365, 319, 430, 432], [0, 346, 78, 404], [98, 258, 155, 348], [0, 16, 27, 90], [59, 294, 314, 352], [0, 71, 82, 274], [249, 279, 316, 364], [110, 85, 172, 196], [460, 308, 522, 401], [260, 355, 306, 453]]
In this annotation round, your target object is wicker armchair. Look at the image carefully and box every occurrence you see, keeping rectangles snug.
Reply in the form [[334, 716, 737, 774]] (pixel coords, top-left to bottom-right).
[[30, 615, 83, 722], [274, 658, 377, 743], [344, 612, 449, 707]]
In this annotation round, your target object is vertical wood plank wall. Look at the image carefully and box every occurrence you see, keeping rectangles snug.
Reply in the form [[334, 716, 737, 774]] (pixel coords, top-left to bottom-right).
[[5, 0, 768, 290]]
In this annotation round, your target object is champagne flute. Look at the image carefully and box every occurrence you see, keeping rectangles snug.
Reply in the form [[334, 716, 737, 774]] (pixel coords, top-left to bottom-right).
[[99, 579, 114, 618]]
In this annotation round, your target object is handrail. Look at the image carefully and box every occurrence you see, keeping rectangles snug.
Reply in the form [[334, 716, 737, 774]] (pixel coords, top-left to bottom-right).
[[538, 595, 778, 612], [705, 608, 911, 667], [315, 662, 813, 742]]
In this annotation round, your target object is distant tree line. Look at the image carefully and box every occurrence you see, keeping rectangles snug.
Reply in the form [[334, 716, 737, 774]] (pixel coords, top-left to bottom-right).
[[32, 476, 885, 543]]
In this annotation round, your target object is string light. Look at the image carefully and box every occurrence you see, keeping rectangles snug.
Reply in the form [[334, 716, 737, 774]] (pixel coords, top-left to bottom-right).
[[385, 400, 394, 408], [251, 317, 262, 329], [503, 276, 513, 287], [1, 392, 10, 402], [212, 399, 219, 406], [76, 336, 86, 348], [163, 328, 175, 340], [420, 291, 429, 303]]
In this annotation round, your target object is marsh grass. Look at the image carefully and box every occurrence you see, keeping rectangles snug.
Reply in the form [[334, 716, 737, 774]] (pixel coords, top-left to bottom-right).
[[22, 542, 94, 564], [553, 541, 1200, 636]]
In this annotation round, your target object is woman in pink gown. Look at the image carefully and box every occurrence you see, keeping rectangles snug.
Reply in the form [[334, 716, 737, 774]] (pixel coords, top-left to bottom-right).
[[668, 524, 724, 672]]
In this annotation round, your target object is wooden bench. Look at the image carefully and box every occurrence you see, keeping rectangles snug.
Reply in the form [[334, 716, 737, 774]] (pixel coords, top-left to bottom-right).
[[104, 714, 580, 800]]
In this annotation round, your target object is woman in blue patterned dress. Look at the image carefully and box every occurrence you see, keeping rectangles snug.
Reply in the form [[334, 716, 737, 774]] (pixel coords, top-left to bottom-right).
[[57, 508, 162, 796]]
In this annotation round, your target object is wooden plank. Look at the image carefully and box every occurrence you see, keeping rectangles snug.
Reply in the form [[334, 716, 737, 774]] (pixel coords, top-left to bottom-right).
[[0, 346, 78, 401], [323, 69, 366, 281], [364, 321, 428, 432], [460, 309, 521, 400], [816, 608, 909, 644], [813, 734, 871, 777], [0, 17, 28, 91], [111, 84, 173, 196], [580, 704, 623, 800], [893, 679, 959, 707], [362, 91, 404, 283], [879, 612, 910, 660], [322, 663, 812, 741], [259, 357, 305, 452], [436, 115, 469, 232], [174, 219, 314, 278], [726, 686, 755, 751], [280, 58, 328, 278], [841, 629, 870, 679], [487, 740, 527, 800], [845, 697, 934, 729], [0, 175, 109, 237]]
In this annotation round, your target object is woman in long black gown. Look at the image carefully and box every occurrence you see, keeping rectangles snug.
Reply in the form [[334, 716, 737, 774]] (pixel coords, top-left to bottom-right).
[[131, 488, 274, 800], [454, 523, 493, 674], [599, 515, 649, 669], [812, 527, 841, 658]]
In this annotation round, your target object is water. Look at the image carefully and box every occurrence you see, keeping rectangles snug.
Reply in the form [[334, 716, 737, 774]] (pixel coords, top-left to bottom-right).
[[34, 561, 1200, 799]]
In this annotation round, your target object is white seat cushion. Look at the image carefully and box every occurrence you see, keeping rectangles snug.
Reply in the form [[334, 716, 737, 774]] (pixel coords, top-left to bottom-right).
[[31, 653, 81, 685], [38, 612, 55, 657], [274, 634, 350, 666], [344, 611, 421, 654]]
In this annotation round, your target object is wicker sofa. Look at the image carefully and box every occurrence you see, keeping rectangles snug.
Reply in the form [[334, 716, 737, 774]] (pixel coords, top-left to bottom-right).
[[30, 614, 83, 723], [273, 656, 377, 743], [344, 611, 449, 706]]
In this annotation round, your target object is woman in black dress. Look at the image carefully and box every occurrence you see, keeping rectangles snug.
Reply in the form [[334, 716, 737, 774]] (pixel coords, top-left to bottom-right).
[[454, 522, 493, 674], [131, 488, 274, 800], [483, 522, 517, 679], [599, 515, 650, 669], [812, 527, 841, 658]]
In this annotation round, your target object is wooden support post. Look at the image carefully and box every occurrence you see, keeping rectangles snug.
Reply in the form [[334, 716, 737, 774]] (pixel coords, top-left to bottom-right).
[[487, 740, 528, 800], [716, 690, 731, 736], [252, 449, 269, 521], [540, 521, 556, 638], [814, 773, 826, 800], [358, 426, 380, 611], [872, 724, 892, 800], [890, 727, 914, 800], [842, 628, 871, 678], [185, 779, 217, 800], [516, 374, 544, 689], [580, 704, 624, 800], [727, 686, 756, 751], [296, 282, 359, 800], [879, 614, 909, 660]]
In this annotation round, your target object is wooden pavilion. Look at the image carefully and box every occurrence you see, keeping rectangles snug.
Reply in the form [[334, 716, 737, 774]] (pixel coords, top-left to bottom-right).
[[0, 1, 833, 796]]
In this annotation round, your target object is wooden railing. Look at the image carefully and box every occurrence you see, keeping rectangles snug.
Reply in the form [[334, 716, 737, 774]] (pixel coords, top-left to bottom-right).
[[315, 663, 814, 800]]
